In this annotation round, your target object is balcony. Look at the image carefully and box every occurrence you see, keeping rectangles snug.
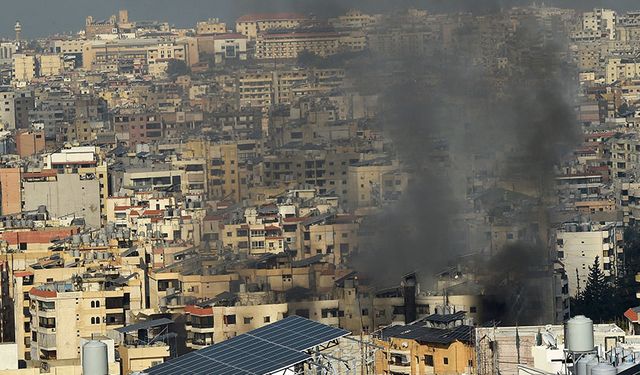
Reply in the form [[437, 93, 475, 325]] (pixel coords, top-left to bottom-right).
[[37, 332, 57, 350]]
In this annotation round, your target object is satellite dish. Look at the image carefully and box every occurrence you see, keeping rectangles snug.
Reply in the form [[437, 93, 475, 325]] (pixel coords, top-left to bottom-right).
[[541, 332, 557, 348]]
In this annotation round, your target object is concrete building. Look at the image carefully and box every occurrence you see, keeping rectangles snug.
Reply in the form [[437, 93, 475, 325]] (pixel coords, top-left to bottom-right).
[[195, 19, 227, 35], [16, 129, 45, 157], [346, 159, 399, 210], [556, 222, 623, 296], [42, 146, 109, 221], [38, 54, 64, 76], [207, 34, 248, 63], [22, 171, 101, 227], [12, 54, 36, 83], [475, 323, 625, 375], [0, 89, 34, 130], [582, 8, 616, 39], [606, 57, 640, 84], [82, 39, 192, 73], [28, 273, 143, 362], [0, 42, 17, 65], [235, 13, 307, 40], [255, 30, 340, 60], [374, 314, 474, 375], [184, 297, 288, 347], [0, 168, 22, 216]]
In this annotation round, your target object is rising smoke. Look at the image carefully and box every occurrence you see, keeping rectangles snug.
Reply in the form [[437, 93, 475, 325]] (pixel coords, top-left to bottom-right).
[[350, 10, 579, 324]]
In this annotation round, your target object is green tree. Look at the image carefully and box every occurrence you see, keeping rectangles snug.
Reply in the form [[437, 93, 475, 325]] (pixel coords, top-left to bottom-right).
[[573, 257, 612, 322]]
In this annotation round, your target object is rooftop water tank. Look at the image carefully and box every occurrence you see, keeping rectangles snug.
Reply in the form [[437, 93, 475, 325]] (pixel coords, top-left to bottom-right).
[[566, 315, 594, 352], [587, 358, 599, 375], [577, 354, 596, 375], [82, 340, 108, 375], [592, 364, 617, 375]]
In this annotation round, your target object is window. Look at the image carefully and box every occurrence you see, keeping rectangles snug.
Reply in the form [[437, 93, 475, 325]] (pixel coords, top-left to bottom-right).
[[223, 314, 236, 325], [470, 306, 477, 313], [263, 316, 271, 323], [444, 357, 449, 365], [243, 317, 252, 324]]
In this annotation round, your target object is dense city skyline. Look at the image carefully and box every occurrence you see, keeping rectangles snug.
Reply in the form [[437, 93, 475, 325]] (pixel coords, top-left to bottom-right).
[[1, 2, 640, 375], [3, 0, 640, 38]]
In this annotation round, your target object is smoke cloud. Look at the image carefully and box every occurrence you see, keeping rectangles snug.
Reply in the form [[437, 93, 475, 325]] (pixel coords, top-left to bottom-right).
[[350, 10, 579, 324]]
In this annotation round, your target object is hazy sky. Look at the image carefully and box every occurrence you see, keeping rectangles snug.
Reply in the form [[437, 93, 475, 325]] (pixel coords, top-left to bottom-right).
[[1, 0, 639, 39]]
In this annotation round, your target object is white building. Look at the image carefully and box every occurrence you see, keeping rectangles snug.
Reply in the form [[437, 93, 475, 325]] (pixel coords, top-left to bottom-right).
[[556, 222, 622, 296]]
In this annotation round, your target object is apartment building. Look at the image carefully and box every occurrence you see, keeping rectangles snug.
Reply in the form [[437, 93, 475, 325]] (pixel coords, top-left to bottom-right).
[[0, 168, 21, 216], [605, 57, 640, 84], [0, 42, 17, 65], [582, 8, 616, 39], [346, 159, 400, 210], [329, 10, 380, 29], [112, 111, 164, 145], [82, 39, 190, 73], [208, 34, 248, 63], [15, 130, 45, 158], [374, 315, 475, 375], [12, 54, 36, 83], [22, 170, 102, 227], [42, 146, 109, 222], [263, 148, 358, 198], [0, 89, 34, 130], [38, 54, 64, 76], [184, 294, 288, 347], [13, 266, 87, 360], [195, 19, 227, 35], [28, 273, 143, 361], [556, 222, 623, 296], [235, 13, 307, 40], [255, 30, 340, 60]]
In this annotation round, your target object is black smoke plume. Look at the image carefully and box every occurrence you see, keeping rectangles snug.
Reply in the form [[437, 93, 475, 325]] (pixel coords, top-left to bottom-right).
[[350, 10, 579, 324]]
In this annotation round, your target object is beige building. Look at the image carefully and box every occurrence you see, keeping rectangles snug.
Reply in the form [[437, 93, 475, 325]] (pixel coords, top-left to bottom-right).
[[346, 159, 399, 210], [82, 39, 193, 73], [255, 30, 340, 60], [12, 54, 36, 83], [38, 54, 64, 76], [605, 57, 640, 84], [195, 19, 227, 35], [582, 8, 616, 39], [28, 272, 144, 361], [0, 168, 21, 216], [235, 13, 307, 40], [375, 323, 475, 375], [184, 298, 288, 347]]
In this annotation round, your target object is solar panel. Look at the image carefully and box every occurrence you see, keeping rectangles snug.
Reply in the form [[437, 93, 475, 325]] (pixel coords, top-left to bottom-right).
[[145, 315, 349, 375], [248, 315, 349, 351]]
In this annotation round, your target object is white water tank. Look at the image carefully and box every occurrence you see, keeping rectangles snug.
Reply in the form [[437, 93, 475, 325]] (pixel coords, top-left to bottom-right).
[[82, 340, 108, 375], [592, 364, 617, 375], [577, 354, 596, 375], [586, 358, 600, 375], [565, 315, 594, 352]]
